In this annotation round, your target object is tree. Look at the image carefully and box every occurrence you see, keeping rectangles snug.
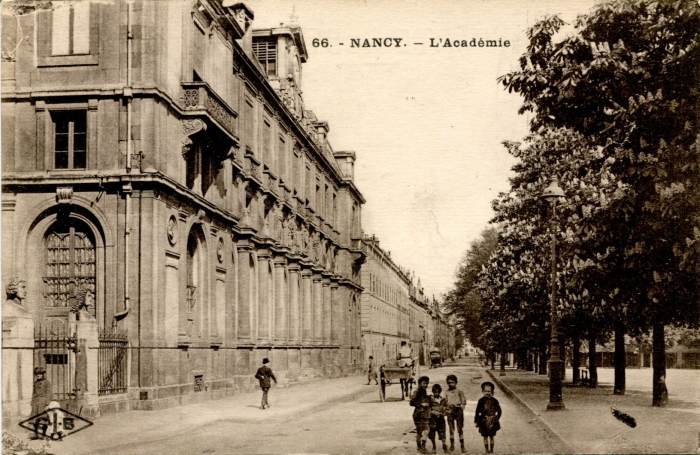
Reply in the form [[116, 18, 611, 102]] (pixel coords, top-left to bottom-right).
[[500, 0, 700, 406], [443, 228, 499, 348]]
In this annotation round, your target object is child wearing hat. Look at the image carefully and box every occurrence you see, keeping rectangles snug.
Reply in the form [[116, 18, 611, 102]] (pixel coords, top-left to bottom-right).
[[474, 381, 501, 454], [31, 367, 52, 416], [254, 358, 277, 409]]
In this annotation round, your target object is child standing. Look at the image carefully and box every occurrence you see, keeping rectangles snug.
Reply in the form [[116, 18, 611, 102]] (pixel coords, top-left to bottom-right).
[[410, 375, 431, 454], [474, 381, 501, 454], [428, 383, 448, 453], [444, 374, 467, 453], [254, 358, 277, 409]]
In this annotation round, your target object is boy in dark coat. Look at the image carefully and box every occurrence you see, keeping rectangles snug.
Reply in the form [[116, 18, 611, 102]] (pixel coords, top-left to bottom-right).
[[428, 383, 448, 453], [474, 381, 501, 453], [255, 358, 277, 409], [410, 375, 431, 454]]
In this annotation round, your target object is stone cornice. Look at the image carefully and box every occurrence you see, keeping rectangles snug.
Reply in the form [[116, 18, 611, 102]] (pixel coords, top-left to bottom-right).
[[2, 171, 240, 226]]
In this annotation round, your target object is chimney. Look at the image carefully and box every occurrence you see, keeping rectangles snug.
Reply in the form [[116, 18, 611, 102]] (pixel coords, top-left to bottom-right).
[[312, 121, 329, 143], [333, 151, 356, 180]]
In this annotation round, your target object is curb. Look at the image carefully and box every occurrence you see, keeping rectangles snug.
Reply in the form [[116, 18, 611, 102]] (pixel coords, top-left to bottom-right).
[[486, 369, 577, 454]]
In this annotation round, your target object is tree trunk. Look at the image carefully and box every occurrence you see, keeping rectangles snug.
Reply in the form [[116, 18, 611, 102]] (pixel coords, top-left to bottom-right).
[[539, 344, 548, 375], [588, 337, 598, 388], [652, 322, 669, 407], [490, 352, 495, 370], [572, 336, 581, 384], [614, 322, 626, 395], [561, 337, 567, 380], [533, 351, 539, 373], [500, 350, 506, 376]]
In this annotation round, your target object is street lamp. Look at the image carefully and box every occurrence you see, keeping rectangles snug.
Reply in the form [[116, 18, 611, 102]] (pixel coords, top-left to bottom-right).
[[541, 175, 566, 411]]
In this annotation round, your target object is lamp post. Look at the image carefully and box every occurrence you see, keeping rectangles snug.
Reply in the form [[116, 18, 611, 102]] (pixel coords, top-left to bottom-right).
[[541, 175, 566, 411]]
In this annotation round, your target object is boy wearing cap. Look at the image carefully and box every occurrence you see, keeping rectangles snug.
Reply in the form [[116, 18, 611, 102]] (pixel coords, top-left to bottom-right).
[[31, 367, 52, 416], [254, 358, 277, 409]]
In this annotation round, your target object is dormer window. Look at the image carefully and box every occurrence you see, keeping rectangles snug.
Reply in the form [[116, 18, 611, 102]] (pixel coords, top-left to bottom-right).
[[253, 38, 277, 76]]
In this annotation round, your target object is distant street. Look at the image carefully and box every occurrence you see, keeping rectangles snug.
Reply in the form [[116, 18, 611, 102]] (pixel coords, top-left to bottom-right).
[[48, 361, 562, 455]]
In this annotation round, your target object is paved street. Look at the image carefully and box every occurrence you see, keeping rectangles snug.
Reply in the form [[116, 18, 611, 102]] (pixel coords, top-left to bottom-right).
[[28, 361, 562, 455]]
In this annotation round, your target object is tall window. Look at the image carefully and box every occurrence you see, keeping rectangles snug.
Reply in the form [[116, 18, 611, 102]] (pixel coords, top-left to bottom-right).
[[244, 96, 255, 153], [263, 118, 272, 171], [186, 233, 199, 338], [52, 2, 91, 56], [53, 111, 87, 170], [252, 38, 277, 76], [45, 218, 96, 312]]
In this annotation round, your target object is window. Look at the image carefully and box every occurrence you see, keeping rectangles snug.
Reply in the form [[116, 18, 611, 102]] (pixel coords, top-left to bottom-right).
[[244, 96, 255, 153], [333, 194, 337, 226], [252, 38, 277, 76], [52, 111, 87, 170], [278, 135, 287, 183], [44, 217, 96, 313], [52, 2, 91, 56], [263, 118, 272, 171], [186, 233, 199, 338]]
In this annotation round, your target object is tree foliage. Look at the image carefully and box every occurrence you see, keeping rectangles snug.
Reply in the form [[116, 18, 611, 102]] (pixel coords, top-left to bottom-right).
[[443, 228, 498, 348], [499, 0, 700, 334]]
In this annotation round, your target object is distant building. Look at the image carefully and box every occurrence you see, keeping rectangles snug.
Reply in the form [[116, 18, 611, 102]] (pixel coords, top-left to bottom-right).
[[360, 235, 455, 367], [2, 0, 366, 419], [359, 236, 410, 367]]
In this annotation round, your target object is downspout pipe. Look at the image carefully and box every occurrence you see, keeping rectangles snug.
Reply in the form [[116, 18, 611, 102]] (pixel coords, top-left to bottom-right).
[[115, 1, 133, 323]]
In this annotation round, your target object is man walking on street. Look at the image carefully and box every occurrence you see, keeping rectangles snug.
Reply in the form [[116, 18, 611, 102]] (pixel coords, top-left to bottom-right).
[[367, 355, 378, 385], [255, 358, 277, 409]]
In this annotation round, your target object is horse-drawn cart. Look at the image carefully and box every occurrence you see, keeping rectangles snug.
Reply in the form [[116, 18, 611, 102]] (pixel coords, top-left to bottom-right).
[[378, 363, 416, 402]]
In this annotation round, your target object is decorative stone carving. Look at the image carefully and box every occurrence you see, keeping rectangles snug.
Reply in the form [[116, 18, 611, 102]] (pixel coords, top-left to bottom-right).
[[182, 118, 207, 155], [167, 215, 178, 246], [286, 220, 297, 250], [300, 225, 310, 256], [70, 286, 95, 321], [4, 278, 28, 315], [56, 187, 73, 205], [217, 238, 224, 263], [311, 232, 321, 263]]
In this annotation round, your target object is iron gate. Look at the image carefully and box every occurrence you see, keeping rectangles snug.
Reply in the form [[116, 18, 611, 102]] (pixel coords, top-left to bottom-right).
[[34, 325, 76, 402]]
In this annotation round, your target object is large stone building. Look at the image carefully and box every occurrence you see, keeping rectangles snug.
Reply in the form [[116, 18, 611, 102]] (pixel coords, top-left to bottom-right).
[[360, 236, 410, 367], [1, 0, 366, 420], [360, 235, 455, 368]]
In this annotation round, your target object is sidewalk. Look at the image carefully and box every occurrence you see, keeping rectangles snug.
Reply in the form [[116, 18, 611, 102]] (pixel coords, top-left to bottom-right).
[[20, 375, 370, 455], [487, 367, 700, 454]]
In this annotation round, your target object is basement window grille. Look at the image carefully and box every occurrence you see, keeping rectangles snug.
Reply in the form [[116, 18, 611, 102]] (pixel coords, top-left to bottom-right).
[[194, 375, 204, 393]]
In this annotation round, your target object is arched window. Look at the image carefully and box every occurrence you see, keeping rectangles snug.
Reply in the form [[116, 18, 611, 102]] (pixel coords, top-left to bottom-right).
[[44, 217, 96, 316], [186, 233, 199, 338]]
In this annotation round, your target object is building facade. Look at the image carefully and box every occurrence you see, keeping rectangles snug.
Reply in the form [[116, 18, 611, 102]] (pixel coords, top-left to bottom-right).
[[359, 236, 411, 367], [2, 0, 366, 419], [360, 235, 455, 368]]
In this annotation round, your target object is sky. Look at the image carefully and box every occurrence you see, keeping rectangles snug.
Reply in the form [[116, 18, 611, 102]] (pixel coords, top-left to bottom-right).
[[248, 0, 597, 298]]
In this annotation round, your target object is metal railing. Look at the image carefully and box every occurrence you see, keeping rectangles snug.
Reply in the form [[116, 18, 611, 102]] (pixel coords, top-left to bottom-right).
[[182, 82, 238, 138], [34, 325, 76, 402], [98, 328, 128, 396]]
